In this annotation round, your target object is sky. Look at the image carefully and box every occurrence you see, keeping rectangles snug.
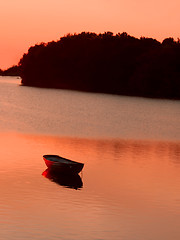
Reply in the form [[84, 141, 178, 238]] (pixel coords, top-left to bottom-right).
[[0, 0, 180, 69]]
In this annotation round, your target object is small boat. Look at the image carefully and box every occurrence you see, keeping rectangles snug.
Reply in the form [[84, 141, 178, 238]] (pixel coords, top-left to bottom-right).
[[43, 154, 84, 174]]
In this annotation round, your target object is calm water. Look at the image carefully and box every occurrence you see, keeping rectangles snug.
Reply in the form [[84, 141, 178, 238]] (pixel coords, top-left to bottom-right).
[[0, 76, 180, 240]]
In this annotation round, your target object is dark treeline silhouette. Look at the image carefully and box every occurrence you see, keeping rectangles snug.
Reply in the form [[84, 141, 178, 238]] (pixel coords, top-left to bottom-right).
[[16, 32, 180, 99], [0, 65, 21, 76]]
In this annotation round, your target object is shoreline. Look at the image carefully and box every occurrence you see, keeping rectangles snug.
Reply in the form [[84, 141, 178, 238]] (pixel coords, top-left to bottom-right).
[[20, 82, 180, 101]]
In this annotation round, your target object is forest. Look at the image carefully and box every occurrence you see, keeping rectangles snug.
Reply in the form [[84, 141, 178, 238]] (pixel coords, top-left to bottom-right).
[[0, 65, 20, 76], [2, 32, 180, 99]]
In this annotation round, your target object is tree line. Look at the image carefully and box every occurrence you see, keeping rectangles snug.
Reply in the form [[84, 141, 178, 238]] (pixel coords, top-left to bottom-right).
[[0, 65, 20, 76], [2, 32, 180, 99]]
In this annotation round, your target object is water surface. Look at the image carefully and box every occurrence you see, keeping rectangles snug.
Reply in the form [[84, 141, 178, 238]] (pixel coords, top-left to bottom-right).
[[0, 77, 180, 240], [0, 76, 179, 140]]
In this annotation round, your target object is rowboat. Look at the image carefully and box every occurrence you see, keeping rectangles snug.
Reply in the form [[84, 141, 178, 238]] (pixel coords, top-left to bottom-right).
[[43, 155, 84, 174]]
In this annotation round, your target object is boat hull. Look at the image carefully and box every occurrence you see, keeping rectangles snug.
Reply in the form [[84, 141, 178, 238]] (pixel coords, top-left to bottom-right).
[[43, 155, 84, 174]]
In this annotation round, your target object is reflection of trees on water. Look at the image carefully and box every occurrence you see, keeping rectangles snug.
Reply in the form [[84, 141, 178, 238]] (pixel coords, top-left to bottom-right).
[[168, 143, 180, 165], [65, 138, 180, 166], [113, 140, 180, 165]]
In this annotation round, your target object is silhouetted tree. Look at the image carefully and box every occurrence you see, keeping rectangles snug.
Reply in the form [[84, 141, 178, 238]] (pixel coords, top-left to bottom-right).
[[162, 37, 176, 47], [18, 32, 180, 99], [0, 65, 21, 76]]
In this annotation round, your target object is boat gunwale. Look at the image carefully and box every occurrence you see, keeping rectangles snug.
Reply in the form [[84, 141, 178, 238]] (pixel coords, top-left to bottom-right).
[[43, 154, 84, 165]]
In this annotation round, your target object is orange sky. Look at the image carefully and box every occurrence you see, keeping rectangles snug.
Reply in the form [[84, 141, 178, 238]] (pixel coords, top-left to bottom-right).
[[0, 0, 180, 69]]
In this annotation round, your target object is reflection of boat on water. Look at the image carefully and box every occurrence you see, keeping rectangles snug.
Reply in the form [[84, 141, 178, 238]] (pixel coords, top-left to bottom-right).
[[43, 155, 84, 174], [42, 168, 83, 190]]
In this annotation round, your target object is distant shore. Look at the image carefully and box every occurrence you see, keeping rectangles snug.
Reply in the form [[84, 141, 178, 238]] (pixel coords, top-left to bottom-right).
[[1, 32, 180, 100], [0, 65, 20, 77]]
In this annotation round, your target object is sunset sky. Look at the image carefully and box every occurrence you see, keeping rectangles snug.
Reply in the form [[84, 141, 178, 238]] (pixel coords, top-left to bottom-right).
[[0, 0, 180, 69]]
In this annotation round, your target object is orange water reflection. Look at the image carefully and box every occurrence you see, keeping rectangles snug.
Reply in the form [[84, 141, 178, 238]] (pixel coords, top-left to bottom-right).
[[0, 132, 180, 239]]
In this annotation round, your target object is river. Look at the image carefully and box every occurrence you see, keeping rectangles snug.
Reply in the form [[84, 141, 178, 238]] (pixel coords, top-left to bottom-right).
[[0, 76, 180, 240]]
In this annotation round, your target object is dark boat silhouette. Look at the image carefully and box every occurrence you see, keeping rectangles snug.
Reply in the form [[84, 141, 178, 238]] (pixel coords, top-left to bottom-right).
[[42, 168, 83, 189], [43, 155, 84, 174]]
